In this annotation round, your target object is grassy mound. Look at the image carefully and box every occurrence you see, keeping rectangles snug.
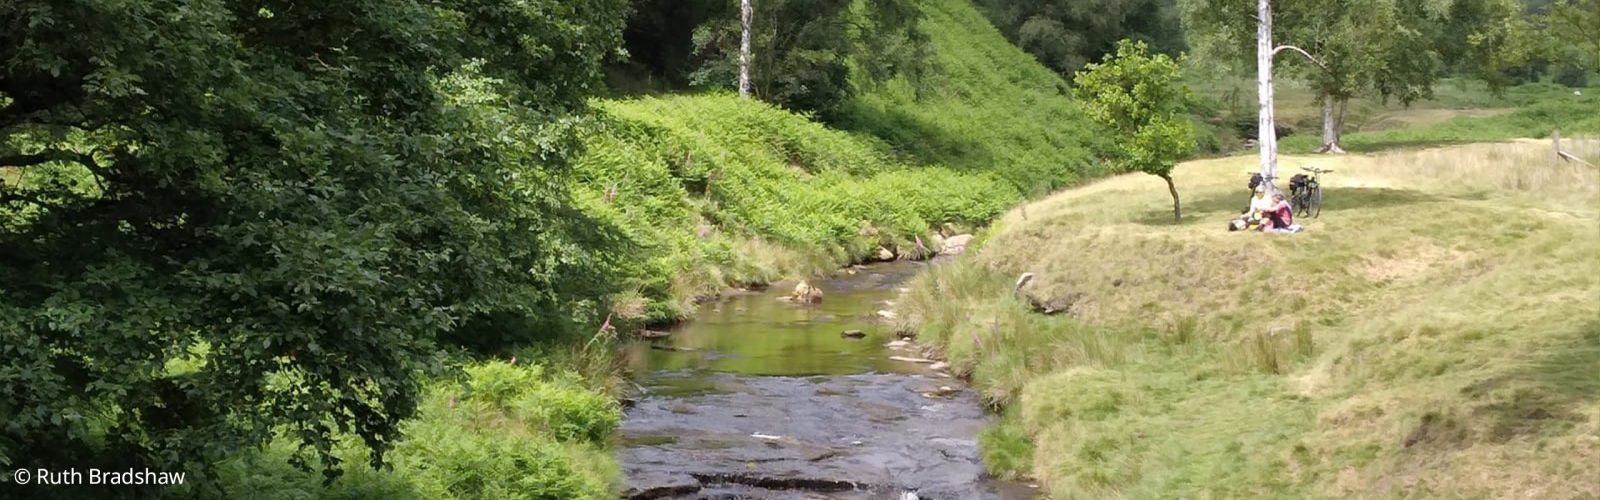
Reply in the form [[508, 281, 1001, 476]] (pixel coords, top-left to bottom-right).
[[574, 94, 1021, 323], [838, 0, 1102, 195], [897, 140, 1600, 497]]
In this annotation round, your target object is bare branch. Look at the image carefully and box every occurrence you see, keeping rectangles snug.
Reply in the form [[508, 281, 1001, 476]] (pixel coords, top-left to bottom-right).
[[0, 148, 115, 191], [0, 152, 48, 168], [0, 189, 61, 210], [1557, 151, 1595, 167], [1272, 45, 1326, 69], [0, 149, 99, 169]]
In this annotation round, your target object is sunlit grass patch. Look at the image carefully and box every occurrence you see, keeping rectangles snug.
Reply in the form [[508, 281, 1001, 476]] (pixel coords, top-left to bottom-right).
[[900, 140, 1600, 497], [189, 361, 622, 499]]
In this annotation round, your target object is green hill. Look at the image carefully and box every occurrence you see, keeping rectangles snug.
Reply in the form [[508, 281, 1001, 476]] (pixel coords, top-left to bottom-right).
[[572, 0, 1102, 322], [896, 140, 1600, 498], [841, 0, 1102, 195], [572, 94, 1020, 322]]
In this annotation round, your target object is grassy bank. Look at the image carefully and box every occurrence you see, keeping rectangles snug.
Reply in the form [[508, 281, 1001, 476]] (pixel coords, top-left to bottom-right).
[[181, 359, 621, 499], [570, 0, 1106, 323], [897, 140, 1600, 497], [572, 94, 1022, 324]]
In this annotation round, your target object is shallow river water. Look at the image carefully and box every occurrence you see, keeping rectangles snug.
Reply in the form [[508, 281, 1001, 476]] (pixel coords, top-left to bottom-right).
[[619, 261, 1032, 499]]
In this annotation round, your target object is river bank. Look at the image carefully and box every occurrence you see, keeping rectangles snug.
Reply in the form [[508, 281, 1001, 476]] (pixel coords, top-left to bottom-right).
[[892, 141, 1600, 498]]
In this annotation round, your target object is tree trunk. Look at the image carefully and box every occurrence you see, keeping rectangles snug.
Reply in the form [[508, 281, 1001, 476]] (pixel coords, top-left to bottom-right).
[[1257, 0, 1280, 194], [738, 0, 753, 98], [1337, 96, 1348, 146], [1317, 93, 1346, 154], [1162, 174, 1182, 223]]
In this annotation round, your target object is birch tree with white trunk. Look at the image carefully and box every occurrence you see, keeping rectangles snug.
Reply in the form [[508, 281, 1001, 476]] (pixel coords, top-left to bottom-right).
[[1257, 0, 1279, 190], [1185, 0, 1516, 160], [738, 0, 753, 98]]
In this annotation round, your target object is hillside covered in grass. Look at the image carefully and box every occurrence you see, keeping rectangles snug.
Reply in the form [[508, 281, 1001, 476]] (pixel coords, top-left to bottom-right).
[[896, 140, 1600, 497], [839, 0, 1103, 195], [573, 0, 1103, 323], [572, 94, 1021, 323]]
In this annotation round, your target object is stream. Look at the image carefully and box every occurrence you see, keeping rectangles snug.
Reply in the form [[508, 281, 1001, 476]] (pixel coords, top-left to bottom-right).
[[619, 260, 1032, 499]]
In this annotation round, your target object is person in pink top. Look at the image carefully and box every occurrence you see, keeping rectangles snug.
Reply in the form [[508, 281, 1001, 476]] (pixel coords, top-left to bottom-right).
[[1261, 193, 1293, 231]]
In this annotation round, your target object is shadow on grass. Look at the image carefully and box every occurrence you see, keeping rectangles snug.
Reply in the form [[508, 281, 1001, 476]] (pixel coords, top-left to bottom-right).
[[1136, 187, 1443, 226], [1461, 321, 1600, 441]]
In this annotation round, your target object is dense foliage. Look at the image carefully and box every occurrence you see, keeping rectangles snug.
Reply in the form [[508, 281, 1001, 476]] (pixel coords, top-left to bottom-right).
[[190, 361, 621, 499], [973, 0, 1188, 76], [1537, 0, 1600, 73], [0, 0, 626, 487], [614, 0, 927, 118]]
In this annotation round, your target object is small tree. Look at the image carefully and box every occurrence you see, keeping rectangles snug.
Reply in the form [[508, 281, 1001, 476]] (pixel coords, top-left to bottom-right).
[[1073, 40, 1197, 222]]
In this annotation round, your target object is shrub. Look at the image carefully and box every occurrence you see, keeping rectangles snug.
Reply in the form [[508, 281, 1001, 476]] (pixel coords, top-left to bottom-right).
[[187, 361, 622, 499]]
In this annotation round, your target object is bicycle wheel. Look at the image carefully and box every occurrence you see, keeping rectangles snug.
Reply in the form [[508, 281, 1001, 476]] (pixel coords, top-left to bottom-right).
[[1309, 186, 1323, 218], [1293, 190, 1309, 218]]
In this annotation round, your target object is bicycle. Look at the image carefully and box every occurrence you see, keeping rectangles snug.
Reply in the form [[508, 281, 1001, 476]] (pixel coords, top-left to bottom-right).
[[1290, 166, 1331, 218]]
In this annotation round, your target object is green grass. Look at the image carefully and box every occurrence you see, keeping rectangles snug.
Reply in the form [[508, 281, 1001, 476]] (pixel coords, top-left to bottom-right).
[[897, 140, 1600, 498], [838, 0, 1103, 196], [574, 94, 1021, 323], [180, 361, 622, 499], [1190, 70, 1600, 154], [565, 0, 1109, 323], [1279, 90, 1600, 153]]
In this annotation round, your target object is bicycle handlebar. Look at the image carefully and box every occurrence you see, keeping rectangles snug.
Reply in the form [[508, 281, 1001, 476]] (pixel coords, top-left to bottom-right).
[[1301, 167, 1333, 174]]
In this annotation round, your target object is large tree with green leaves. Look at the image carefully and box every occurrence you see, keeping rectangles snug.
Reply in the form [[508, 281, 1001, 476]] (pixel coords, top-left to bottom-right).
[[1544, 0, 1600, 71], [1074, 40, 1197, 222], [1183, 0, 1525, 154], [1, 0, 626, 483]]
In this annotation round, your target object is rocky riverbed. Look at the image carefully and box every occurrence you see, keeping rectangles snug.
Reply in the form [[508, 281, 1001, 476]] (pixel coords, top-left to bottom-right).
[[620, 261, 1032, 499]]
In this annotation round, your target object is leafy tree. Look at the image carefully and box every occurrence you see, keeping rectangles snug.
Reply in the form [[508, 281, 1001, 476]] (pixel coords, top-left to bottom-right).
[[1181, 0, 1525, 153], [616, 0, 926, 118], [1544, 0, 1600, 71], [1073, 40, 1197, 222], [975, 0, 1188, 76], [1439, 0, 1549, 89], [694, 0, 927, 117], [0, 0, 626, 485]]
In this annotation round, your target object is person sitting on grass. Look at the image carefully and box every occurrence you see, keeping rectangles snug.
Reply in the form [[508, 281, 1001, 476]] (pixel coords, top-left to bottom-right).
[[1229, 186, 1274, 231], [1261, 193, 1303, 233]]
